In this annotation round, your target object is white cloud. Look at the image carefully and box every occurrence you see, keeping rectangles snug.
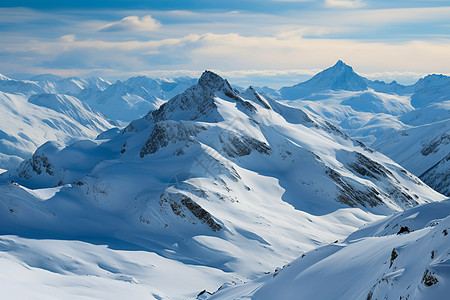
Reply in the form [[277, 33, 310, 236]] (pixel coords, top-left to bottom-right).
[[325, 0, 365, 9], [99, 15, 161, 32], [60, 34, 75, 42], [2, 6, 450, 87]]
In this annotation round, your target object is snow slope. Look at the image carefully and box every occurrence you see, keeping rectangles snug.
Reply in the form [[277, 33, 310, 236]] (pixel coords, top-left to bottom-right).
[[373, 101, 450, 196], [0, 71, 444, 299], [209, 199, 450, 300], [283, 89, 412, 144], [411, 74, 450, 108], [276, 61, 450, 196], [0, 234, 235, 300], [0, 91, 115, 170], [31, 76, 111, 95], [77, 76, 195, 123]]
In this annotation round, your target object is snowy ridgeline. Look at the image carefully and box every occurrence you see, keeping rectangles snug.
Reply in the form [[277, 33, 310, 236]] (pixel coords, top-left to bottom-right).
[[0, 61, 449, 197], [1, 60, 448, 196], [0, 69, 447, 299], [0, 73, 196, 170], [273, 61, 450, 197]]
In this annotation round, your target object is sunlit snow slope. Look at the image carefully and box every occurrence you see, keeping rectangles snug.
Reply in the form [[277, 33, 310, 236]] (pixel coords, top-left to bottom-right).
[[276, 61, 450, 196], [209, 199, 450, 300], [0, 91, 114, 170]]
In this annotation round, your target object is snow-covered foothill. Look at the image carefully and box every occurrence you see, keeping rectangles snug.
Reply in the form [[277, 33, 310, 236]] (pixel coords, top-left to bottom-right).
[[209, 199, 450, 300]]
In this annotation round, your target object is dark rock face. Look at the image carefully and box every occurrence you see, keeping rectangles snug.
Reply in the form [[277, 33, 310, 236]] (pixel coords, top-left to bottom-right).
[[180, 196, 222, 232], [140, 122, 204, 157], [340, 151, 420, 207], [220, 133, 271, 158], [326, 167, 383, 208], [389, 248, 398, 268], [18, 153, 53, 179], [161, 193, 222, 232], [422, 269, 439, 286], [397, 226, 410, 235], [197, 70, 233, 92], [421, 133, 449, 156], [349, 152, 394, 180], [122, 122, 138, 134], [149, 87, 219, 122], [144, 71, 238, 124], [223, 89, 257, 112], [386, 186, 419, 207], [248, 86, 271, 109], [420, 153, 450, 197]]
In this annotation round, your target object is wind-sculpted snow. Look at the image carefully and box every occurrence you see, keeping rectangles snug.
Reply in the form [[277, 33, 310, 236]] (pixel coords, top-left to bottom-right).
[[0, 70, 445, 299]]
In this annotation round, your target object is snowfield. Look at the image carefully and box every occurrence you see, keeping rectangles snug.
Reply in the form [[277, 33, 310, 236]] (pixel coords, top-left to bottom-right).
[[209, 199, 450, 300]]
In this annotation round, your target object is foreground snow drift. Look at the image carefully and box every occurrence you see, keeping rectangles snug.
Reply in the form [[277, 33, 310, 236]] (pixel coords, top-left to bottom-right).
[[0, 235, 233, 300], [209, 200, 450, 300]]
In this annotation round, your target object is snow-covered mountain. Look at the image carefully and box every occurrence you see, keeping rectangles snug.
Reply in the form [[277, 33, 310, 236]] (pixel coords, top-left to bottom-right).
[[0, 72, 195, 123], [0, 91, 115, 170], [411, 74, 450, 108], [0, 71, 444, 299], [123, 76, 197, 100], [0, 73, 111, 95], [279, 60, 369, 99], [77, 76, 196, 123], [31, 75, 111, 95], [276, 61, 450, 197], [0, 73, 46, 94], [370, 95, 449, 198], [209, 199, 450, 300]]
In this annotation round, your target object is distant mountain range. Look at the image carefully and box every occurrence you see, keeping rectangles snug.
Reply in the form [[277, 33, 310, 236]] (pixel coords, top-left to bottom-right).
[[0, 73, 196, 169]]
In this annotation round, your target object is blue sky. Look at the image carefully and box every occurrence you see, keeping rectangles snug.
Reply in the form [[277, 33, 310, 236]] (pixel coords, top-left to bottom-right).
[[1, 0, 450, 87]]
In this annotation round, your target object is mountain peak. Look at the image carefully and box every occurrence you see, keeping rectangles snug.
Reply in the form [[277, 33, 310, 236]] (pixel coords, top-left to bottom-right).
[[198, 70, 231, 92], [279, 60, 368, 99], [0, 73, 11, 81], [333, 59, 344, 66], [328, 59, 354, 72]]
